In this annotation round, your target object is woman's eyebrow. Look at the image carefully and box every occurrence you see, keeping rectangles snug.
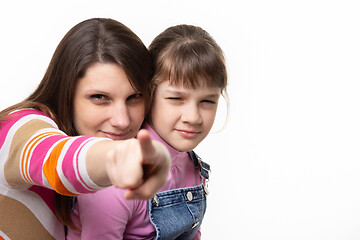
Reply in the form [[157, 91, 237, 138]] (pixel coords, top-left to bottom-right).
[[84, 89, 109, 94]]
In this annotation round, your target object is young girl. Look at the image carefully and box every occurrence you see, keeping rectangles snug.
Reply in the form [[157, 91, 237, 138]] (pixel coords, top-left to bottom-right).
[[0, 18, 170, 240], [67, 24, 228, 240]]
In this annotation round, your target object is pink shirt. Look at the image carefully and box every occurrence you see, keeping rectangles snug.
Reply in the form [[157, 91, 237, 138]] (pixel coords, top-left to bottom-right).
[[68, 123, 203, 240]]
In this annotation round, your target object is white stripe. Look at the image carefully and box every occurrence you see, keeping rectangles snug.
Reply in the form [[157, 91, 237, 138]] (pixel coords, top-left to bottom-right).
[[0, 230, 11, 240], [77, 138, 110, 191], [0, 114, 57, 188], [73, 137, 97, 192], [55, 137, 81, 195]]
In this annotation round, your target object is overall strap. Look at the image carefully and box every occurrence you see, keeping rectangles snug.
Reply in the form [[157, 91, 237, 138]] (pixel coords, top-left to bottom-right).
[[189, 151, 211, 180]]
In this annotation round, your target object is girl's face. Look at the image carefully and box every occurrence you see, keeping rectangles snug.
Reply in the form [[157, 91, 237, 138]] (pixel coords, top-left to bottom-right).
[[73, 63, 145, 140], [149, 80, 220, 152]]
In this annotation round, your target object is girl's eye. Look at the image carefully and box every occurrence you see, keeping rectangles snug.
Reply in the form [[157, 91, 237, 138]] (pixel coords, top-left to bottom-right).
[[166, 97, 182, 101], [201, 99, 216, 104]]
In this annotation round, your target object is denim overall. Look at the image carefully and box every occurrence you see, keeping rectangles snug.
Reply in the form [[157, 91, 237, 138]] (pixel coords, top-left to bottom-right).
[[148, 151, 210, 240]]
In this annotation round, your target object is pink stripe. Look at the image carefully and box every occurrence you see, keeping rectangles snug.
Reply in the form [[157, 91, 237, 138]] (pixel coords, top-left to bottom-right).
[[27, 134, 66, 185], [0, 109, 49, 149], [61, 136, 94, 193], [28, 185, 56, 214]]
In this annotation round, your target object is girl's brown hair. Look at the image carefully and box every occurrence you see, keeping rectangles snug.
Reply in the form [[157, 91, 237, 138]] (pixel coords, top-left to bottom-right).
[[148, 24, 228, 97], [0, 18, 153, 229]]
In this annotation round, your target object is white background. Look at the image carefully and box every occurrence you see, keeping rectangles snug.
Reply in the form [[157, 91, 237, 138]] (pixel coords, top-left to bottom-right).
[[1, 1, 360, 239]]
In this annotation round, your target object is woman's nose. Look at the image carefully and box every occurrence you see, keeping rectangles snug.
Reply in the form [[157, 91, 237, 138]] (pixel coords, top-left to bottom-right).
[[109, 104, 130, 129]]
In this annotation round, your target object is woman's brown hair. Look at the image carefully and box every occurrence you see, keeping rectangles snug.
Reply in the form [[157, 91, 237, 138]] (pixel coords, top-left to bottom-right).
[[0, 18, 153, 229]]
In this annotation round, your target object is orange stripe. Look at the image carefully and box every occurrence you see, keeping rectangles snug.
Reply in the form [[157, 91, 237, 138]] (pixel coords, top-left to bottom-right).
[[21, 132, 52, 182], [43, 138, 76, 196], [21, 131, 59, 183]]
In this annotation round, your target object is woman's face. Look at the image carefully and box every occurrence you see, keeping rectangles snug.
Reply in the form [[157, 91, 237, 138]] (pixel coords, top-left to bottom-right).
[[73, 63, 145, 140]]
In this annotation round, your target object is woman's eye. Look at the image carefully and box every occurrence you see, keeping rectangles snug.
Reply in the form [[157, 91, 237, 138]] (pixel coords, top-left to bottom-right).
[[127, 93, 143, 102], [91, 94, 105, 99], [89, 94, 109, 104]]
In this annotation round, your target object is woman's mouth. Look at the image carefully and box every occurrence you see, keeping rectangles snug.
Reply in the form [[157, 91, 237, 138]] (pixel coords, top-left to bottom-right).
[[101, 131, 130, 140]]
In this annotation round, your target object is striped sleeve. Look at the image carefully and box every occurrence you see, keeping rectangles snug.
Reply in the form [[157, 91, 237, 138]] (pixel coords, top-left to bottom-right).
[[0, 109, 108, 196]]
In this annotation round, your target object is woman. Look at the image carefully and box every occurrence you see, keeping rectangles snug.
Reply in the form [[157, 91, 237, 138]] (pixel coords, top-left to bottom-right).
[[0, 18, 170, 239]]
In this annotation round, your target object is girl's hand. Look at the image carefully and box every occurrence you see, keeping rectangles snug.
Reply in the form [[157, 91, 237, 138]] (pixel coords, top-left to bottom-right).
[[105, 129, 171, 200]]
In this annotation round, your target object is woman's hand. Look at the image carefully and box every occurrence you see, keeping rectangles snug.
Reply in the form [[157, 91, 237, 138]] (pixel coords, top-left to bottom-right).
[[105, 129, 171, 199]]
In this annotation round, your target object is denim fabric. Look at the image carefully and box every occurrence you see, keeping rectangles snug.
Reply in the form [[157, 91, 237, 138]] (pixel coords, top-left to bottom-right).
[[148, 185, 207, 240], [188, 151, 211, 180]]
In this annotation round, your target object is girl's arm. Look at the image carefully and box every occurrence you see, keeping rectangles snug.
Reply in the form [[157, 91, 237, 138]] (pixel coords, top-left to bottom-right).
[[193, 228, 201, 240]]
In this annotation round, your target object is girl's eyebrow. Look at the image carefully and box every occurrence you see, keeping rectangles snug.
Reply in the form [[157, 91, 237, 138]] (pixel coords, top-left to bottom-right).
[[165, 89, 220, 99], [165, 89, 185, 95], [206, 93, 220, 99], [163, 87, 189, 96]]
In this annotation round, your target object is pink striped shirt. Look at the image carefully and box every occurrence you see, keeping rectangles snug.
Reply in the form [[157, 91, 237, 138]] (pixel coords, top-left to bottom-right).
[[0, 109, 108, 239]]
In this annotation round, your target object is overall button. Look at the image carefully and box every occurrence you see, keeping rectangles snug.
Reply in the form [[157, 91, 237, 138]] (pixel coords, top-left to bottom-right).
[[203, 184, 209, 195], [191, 221, 199, 229], [186, 191, 193, 201], [153, 195, 159, 206]]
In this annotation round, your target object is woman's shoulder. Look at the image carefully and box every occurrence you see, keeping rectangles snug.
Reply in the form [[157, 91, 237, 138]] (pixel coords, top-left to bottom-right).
[[2, 108, 57, 127], [8, 108, 51, 118], [0, 108, 60, 146]]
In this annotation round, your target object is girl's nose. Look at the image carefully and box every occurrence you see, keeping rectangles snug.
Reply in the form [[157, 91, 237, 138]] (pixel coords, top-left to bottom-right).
[[109, 103, 130, 129], [181, 103, 202, 124]]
